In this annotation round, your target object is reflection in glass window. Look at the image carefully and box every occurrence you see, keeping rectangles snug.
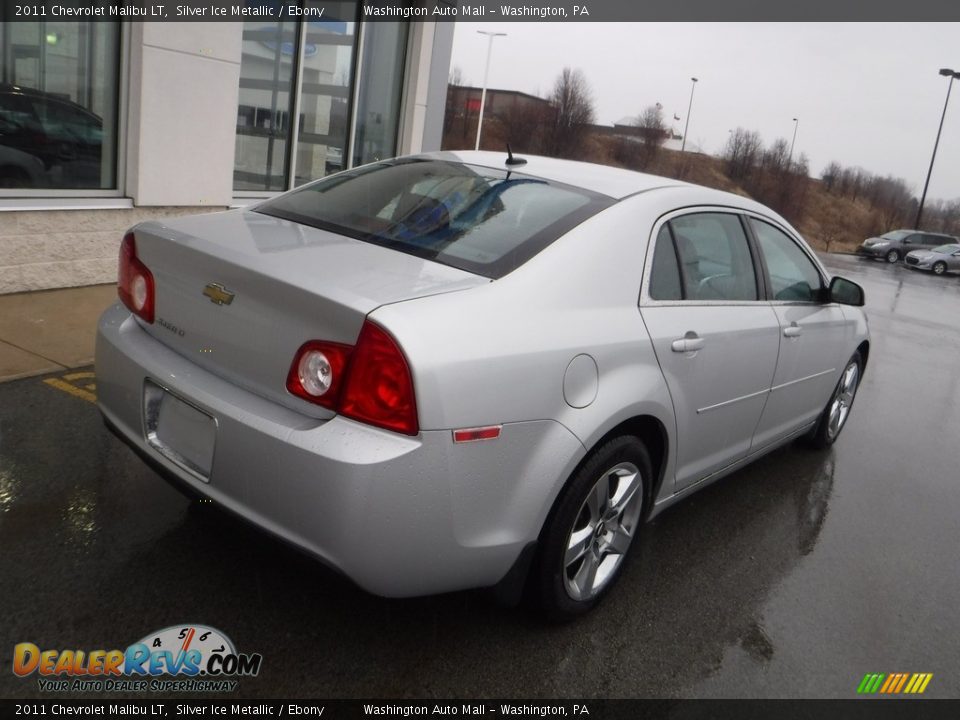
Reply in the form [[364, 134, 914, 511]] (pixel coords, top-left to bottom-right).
[[233, 20, 299, 192], [293, 2, 358, 186], [234, 7, 409, 193], [751, 219, 823, 302], [669, 213, 758, 301], [257, 159, 610, 278], [352, 22, 406, 168], [649, 226, 683, 301], [0, 20, 119, 190]]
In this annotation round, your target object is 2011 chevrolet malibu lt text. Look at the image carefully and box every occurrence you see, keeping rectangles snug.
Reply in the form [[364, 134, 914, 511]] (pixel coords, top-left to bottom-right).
[[96, 151, 869, 619]]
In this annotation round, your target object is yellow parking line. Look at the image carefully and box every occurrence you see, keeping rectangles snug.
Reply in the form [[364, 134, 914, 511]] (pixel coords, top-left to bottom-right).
[[43, 377, 97, 405], [64, 371, 96, 382]]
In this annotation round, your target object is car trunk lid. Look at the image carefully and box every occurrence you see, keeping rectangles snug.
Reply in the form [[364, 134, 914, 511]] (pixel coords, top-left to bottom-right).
[[130, 210, 487, 416]]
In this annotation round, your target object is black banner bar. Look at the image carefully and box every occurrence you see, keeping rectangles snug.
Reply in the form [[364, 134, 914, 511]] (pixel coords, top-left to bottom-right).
[[1, 0, 960, 22], [2, 700, 960, 719]]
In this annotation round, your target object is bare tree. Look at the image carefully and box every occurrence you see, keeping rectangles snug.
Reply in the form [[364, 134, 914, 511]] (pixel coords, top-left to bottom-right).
[[723, 127, 762, 182], [448, 66, 465, 87], [634, 104, 667, 169], [543, 67, 595, 158], [821, 161, 842, 192], [500, 100, 551, 154]]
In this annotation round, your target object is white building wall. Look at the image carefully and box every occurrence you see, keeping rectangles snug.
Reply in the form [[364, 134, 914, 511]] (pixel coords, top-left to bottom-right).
[[127, 22, 243, 206]]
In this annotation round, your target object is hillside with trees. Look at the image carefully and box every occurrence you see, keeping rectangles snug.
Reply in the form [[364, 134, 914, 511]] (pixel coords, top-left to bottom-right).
[[443, 68, 960, 252]]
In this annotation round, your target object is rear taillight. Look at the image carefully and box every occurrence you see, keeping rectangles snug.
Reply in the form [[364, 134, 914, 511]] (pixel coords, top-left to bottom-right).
[[285, 341, 352, 411], [118, 232, 155, 323], [287, 321, 419, 436]]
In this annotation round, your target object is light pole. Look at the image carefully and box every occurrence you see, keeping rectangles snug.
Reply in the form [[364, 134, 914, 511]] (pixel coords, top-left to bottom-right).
[[681, 77, 698, 152], [916, 68, 960, 229], [475, 30, 507, 151], [788, 117, 799, 165]]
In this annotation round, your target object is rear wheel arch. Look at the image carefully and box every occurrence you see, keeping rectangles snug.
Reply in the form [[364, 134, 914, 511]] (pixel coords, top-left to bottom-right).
[[542, 414, 668, 540], [601, 415, 668, 514]]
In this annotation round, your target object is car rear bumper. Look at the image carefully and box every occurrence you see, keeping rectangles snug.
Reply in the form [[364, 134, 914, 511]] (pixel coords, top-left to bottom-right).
[[95, 303, 585, 597]]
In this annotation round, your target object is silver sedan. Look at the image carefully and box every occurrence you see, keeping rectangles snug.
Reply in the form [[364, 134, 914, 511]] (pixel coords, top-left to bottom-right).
[[96, 151, 869, 619], [905, 244, 960, 275]]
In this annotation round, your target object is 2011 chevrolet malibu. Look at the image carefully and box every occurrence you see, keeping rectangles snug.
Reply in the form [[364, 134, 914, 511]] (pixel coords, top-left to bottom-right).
[[96, 151, 869, 619]]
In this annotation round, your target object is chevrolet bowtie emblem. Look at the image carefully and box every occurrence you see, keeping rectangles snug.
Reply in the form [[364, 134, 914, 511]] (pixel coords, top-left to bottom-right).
[[203, 283, 235, 306]]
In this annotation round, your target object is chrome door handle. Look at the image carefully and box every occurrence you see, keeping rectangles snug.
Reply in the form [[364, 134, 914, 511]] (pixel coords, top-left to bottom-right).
[[672, 335, 705, 353], [783, 323, 802, 338]]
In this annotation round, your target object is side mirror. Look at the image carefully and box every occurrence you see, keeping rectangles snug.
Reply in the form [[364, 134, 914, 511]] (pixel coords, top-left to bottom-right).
[[828, 276, 865, 307]]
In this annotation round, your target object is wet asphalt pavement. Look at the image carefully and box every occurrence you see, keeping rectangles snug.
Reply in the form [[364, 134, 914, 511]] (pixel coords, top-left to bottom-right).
[[1, 254, 958, 699]]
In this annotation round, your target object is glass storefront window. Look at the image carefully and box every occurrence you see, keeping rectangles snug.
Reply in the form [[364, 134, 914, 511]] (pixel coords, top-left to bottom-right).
[[233, 20, 299, 192], [352, 22, 407, 168], [293, 2, 357, 186], [233, 6, 407, 193], [0, 20, 120, 190]]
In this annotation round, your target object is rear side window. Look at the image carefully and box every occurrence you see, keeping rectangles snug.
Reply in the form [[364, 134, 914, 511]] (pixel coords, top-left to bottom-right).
[[255, 159, 613, 279], [655, 213, 758, 301], [649, 226, 683, 301]]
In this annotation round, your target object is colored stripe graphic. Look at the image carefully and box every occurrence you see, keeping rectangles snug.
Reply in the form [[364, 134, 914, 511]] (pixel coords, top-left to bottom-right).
[[858, 673, 932, 695]]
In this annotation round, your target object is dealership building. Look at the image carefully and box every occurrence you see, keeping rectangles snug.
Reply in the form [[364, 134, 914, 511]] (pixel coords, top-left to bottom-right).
[[0, 11, 454, 294]]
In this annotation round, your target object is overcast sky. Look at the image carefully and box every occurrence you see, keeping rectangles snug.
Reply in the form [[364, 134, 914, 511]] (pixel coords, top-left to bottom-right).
[[450, 23, 960, 202]]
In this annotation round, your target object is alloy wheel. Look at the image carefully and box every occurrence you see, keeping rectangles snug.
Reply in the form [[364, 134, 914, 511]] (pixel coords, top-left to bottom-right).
[[563, 462, 644, 602], [826, 362, 859, 441], [933, 262, 946, 275], [886, 250, 899, 263]]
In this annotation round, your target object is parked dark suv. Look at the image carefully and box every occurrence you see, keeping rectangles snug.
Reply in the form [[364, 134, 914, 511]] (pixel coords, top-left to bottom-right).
[[0, 83, 104, 188], [858, 229, 960, 264]]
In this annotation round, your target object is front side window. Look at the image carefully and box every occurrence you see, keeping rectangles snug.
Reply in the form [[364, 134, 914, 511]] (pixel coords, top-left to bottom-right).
[[750, 219, 823, 302], [256, 158, 612, 278], [661, 213, 758, 301], [0, 20, 120, 190]]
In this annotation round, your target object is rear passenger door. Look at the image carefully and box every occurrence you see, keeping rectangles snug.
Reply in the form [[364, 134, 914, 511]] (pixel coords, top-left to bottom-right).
[[748, 218, 850, 448], [640, 211, 781, 491]]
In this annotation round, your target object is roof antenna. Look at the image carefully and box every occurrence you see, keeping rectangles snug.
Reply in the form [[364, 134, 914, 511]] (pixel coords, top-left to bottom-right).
[[506, 144, 527, 166]]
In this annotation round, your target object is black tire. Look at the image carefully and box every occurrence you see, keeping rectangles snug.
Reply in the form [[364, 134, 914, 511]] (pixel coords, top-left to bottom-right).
[[933, 261, 947, 276], [531, 435, 652, 621], [885, 249, 900, 263], [808, 352, 862, 449]]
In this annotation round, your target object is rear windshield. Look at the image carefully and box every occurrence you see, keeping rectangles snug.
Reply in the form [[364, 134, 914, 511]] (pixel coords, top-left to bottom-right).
[[255, 158, 613, 278]]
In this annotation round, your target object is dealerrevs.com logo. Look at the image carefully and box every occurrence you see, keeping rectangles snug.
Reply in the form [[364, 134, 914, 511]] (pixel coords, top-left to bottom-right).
[[13, 624, 262, 693]]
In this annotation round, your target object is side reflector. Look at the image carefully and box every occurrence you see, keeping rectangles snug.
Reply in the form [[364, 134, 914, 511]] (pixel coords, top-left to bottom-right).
[[453, 425, 502, 443]]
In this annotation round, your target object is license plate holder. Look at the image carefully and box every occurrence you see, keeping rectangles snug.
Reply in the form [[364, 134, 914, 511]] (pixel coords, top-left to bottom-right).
[[143, 380, 217, 482]]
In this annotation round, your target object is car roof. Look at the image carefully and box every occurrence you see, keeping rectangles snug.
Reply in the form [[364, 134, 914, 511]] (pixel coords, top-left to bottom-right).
[[0, 83, 101, 118], [419, 150, 769, 211]]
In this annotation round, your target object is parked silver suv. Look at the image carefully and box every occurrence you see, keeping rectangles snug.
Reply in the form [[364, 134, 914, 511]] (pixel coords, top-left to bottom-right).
[[858, 229, 959, 263]]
